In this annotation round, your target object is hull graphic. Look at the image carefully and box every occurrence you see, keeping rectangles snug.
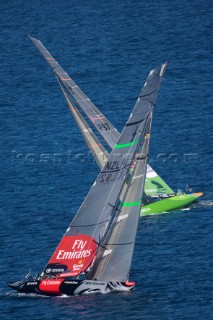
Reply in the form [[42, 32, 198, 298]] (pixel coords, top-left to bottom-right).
[[141, 193, 203, 215], [8, 279, 135, 296]]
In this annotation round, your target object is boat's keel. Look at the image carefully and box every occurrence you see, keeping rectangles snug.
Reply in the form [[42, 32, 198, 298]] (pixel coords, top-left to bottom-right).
[[8, 279, 135, 296]]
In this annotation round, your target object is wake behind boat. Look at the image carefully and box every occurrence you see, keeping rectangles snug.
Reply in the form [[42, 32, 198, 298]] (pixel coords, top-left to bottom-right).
[[8, 55, 165, 296]]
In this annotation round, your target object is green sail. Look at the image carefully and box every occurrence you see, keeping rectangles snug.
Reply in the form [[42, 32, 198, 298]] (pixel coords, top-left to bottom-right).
[[145, 164, 174, 196]]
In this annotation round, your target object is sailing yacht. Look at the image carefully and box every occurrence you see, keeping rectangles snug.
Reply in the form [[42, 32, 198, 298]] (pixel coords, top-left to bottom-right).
[[8, 61, 165, 296]]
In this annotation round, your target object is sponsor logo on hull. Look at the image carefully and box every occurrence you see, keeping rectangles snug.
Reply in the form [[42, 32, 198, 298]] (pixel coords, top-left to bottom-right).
[[39, 279, 64, 295], [26, 282, 38, 286]]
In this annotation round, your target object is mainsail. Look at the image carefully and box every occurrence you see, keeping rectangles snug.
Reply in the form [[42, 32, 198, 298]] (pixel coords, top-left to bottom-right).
[[41, 62, 157, 280], [89, 117, 152, 281], [29, 35, 174, 197]]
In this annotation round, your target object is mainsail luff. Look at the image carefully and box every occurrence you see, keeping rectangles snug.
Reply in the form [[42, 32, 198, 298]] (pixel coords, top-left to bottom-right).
[[88, 115, 152, 281]]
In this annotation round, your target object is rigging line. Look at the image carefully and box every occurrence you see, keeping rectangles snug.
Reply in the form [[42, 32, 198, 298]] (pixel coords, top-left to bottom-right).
[[126, 118, 145, 127], [101, 241, 134, 246], [107, 203, 121, 212], [139, 88, 157, 98], [93, 240, 108, 250], [144, 98, 156, 108]]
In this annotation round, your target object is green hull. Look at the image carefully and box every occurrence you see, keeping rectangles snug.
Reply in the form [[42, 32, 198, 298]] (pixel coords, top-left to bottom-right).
[[141, 193, 203, 216]]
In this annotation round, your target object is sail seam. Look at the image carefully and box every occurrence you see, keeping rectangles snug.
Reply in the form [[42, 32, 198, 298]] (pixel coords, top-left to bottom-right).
[[69, 219, 110, 228], [102, 242, 134, 246], [126, 118, 144, 127]]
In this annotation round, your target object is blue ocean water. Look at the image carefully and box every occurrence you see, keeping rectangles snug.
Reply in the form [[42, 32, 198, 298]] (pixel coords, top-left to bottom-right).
[[0, 0, 212, 319]]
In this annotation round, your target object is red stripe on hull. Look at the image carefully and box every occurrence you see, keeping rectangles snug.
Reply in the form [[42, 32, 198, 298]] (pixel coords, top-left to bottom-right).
[[39, 279, 64, 295]]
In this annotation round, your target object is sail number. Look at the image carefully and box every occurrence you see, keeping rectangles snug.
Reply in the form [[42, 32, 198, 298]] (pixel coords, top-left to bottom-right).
[[97, 123, 110, 131], [99, 159, 128, 183], [99, 172, 118, 183]]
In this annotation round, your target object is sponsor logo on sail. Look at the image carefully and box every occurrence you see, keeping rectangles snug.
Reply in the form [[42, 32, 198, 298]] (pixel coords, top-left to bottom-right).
[[56, 239, 93, 260], [48, 234, 97, 276]]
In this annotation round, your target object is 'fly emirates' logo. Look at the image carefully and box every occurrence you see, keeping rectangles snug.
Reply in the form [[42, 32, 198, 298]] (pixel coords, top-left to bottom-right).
[[56, 239, 92, 260], [48, 235, 97, 276]]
